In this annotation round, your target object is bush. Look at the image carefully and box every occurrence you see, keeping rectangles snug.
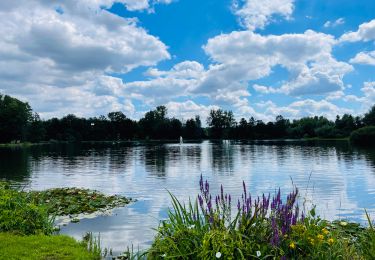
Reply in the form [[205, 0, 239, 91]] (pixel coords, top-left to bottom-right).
[[0, 182, 53, 235], [350, 126, 375, 146]]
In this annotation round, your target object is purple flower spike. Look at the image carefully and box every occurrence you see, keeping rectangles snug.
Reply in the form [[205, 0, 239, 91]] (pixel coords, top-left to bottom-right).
[[198, 194, 203, 208], [221, 185, 224, 201], [199, 174, 204, 193]]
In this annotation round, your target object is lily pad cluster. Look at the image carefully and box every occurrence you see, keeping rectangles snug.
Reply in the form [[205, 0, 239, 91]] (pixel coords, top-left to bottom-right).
[[28, 188, 133, 216]]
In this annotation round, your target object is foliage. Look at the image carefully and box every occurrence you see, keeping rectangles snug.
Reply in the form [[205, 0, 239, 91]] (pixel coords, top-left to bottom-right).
[[0, 94, 33, 143], [1, 93, 374, 142], [350, 126, 375, 146], [0, 182, 53, 235], [0, 232, 101, 260], [148, 177, 375, 259], [207, 109, 236, 139], [139, 106, 182, 140], [29, 187, 133, 216], [363, 105, 375, 126]]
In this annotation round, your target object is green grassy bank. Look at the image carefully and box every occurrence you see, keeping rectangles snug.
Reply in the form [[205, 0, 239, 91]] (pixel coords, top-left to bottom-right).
[[0, 233, 100, 260]]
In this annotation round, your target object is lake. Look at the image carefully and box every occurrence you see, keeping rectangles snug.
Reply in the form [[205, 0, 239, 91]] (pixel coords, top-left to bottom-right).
[[1, 140, 375, 254]]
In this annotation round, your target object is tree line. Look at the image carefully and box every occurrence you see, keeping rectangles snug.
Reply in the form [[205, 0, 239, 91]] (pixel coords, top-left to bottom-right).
[[0, 93, 374, 143]]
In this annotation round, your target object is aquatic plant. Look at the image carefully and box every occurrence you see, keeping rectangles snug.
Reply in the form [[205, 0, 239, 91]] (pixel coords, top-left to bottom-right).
[[29, 187, 133, 216], [149, 176, 375, 259]]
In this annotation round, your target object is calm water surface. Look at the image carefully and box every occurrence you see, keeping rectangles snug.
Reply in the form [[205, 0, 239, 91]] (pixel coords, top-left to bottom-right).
[[1, 140, 375, 253]]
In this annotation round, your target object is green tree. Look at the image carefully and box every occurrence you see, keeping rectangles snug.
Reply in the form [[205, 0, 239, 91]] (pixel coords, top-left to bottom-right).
[[207, 109, 236, 139], [184, 116, 203, 139], [0, 94, 32, 143], [27, 113, 46, 143], [363, 105, 375, 126]]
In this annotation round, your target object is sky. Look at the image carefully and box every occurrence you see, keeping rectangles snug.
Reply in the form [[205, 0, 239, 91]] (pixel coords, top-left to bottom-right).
[[0, 0, 374, 122]]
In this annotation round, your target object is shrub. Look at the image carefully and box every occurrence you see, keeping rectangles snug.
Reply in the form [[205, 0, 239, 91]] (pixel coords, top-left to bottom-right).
[[350, 126, 375, 146], [0, 182, 53, 235]]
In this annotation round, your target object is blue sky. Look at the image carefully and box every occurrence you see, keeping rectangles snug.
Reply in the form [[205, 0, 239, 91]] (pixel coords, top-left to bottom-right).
[[0, 0, 374, 121]]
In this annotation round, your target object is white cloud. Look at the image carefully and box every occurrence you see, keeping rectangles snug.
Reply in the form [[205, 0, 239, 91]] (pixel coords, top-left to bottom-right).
[[350, 51, 375, 66], [326, 82, 375, 114], [0, 0, 170, 118], [6, 80, 136, 119], [253, 84, 279, 94], [340, 19, 375, 42], [123, 61, 204, 105], [166, 100, 219, 122], [361, 81, 375, 106], [122, 29, 353, 115], [233, 0, 295, 31], [259, 99, 353, 120], [203, 30, 351, 96], [280, 56, 353, 96], [122, 0, 174, 12], [324, 18, 345, 28], [326, 91, 345, 101]]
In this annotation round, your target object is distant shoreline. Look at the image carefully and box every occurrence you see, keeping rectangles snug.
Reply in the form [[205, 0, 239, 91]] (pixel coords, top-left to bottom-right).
[[0, 138, 350, 148]]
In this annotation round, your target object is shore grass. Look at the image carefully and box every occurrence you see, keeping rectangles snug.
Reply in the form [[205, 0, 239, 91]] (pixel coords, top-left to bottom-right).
[[0, 233, 100, 260]]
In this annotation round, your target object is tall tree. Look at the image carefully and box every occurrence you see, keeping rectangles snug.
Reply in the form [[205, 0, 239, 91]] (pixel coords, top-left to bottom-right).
[[0, 94, 32, 143], [207, 109, 236, 139], [363, 105, 375, 126]]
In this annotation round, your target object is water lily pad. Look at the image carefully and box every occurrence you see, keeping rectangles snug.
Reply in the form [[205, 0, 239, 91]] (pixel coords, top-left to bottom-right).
[[27, 187, 134, 217]]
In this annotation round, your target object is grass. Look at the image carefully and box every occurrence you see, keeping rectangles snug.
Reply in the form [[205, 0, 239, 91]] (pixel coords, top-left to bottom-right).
[[0, 233, 101, 260], [147, 176, 375, 259]]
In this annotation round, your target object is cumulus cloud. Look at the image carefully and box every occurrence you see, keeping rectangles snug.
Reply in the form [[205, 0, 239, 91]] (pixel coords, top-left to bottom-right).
[[123, 61, 204, 105], [340, 19, 375, 42], [0, 0, 170, 118], [324, 18, 345, 28], [258, 99, 353, 120], [361, 82, 375, 103], [253, 84, 279, 94], [280, 56, 353, 95], [233, 0, 295, 31], [350, 51, 375, 66], [203, 30, 352, 96], [122, 29, 353, 117], [324, 82, 375, 114], [166, 100, 219, 122]]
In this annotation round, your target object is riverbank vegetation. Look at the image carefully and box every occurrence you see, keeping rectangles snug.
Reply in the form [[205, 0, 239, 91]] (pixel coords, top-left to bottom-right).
[[147, 176, 375, 259], [1, 93, 375, 144], [0, 182, 133, 259], [350, 126, 375, 146]]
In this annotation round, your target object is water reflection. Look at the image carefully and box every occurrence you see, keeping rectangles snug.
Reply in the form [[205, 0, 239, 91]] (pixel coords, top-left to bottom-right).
[[0, 141, 374, 253], [143, 145, 168, 177], [0, 148, 31, 182], [209, 141, 235, 174]]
